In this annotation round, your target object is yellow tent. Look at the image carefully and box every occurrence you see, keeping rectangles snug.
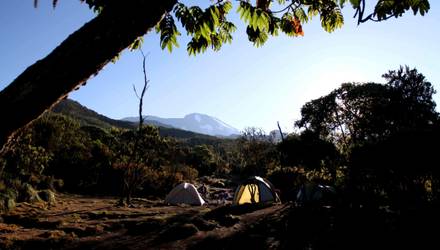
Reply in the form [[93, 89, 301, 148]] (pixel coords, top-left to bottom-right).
[[233, 176, 280, 205]]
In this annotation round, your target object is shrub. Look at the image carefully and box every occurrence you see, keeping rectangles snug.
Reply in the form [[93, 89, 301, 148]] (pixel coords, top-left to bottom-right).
[[0, 186, 18, 213], [268, 166, 304, 201], [19, 184, 42, 203], [178, 165, 199, 182]]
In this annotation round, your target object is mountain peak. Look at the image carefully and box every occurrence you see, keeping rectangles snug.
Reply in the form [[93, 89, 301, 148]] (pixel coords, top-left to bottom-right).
[[124, 113, 239, 137], [182, 113, 239, 136], [184, 113, 212, 122]]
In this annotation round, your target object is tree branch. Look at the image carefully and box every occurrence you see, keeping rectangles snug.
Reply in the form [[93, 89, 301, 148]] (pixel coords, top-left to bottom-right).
[[0, 0, 177, 152], [354, 0, 396, 24], [138, 49, 149, 129]]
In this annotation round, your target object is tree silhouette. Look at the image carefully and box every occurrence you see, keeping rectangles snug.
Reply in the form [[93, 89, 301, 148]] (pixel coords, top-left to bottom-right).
[[278, 130, 339, 181], [383, 65, 438, 129], [297, 66, 438, 151], [296, 66, 439, 207]]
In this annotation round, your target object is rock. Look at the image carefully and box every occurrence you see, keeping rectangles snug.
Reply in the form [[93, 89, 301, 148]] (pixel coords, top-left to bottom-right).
[[38, 190, 56, 205]]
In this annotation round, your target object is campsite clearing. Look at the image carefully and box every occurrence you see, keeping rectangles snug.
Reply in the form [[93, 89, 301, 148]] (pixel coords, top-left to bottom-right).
[[1, 193, 438, 249], [0, 193, 288, 249]]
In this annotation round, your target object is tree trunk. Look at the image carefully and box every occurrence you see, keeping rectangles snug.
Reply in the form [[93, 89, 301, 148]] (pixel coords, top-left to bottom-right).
[[0, 0, 177, 151]]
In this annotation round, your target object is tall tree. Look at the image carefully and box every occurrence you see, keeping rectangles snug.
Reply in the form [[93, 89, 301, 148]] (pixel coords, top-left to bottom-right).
[[296, 66, 438, 151], [0, 0, 431, 150], [382, 65, 438, 129], [296, 66, 439, 206]]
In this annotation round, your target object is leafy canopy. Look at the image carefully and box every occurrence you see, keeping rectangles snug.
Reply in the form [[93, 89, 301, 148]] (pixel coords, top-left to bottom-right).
[[156, 0, 430, 55], [38, 0, 430, 55]]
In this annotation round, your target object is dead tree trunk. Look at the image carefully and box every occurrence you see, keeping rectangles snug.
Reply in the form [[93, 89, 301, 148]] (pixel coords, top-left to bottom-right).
[[119, 50, 149, 206], [277, 121, 285, 142], [0, 0, 176, 151]]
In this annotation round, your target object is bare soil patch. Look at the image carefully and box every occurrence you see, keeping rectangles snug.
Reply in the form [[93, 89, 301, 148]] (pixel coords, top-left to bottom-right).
[[0, 193, 287, 249]]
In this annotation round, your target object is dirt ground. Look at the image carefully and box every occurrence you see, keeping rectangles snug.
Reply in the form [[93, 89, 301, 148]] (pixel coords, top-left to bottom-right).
[[2, 193, 438, 250], [0, 193, 289, 249]]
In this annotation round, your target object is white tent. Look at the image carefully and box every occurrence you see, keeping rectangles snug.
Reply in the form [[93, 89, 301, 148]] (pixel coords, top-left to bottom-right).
[[165, 182, 206, 206], [233, 176, 280, 205]]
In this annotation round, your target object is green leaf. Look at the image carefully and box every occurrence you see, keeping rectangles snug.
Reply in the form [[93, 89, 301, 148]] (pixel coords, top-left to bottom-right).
[[268, 14, 280, 36], [187, 36, 209, 56], [280, 17, 294, 36], [200, 22, 212, 42], [223, 1, 233, 13], [308, 6, 319, 18], [128, 37, 144, 51], [320, 6, 344, 33], [349, 0, 361, 8], [295, 7, 309, 23], [237, 2, 253, 24], [246, 26, 268, 47], [210, 7, 220, 26], [156, 13, 180, 53]]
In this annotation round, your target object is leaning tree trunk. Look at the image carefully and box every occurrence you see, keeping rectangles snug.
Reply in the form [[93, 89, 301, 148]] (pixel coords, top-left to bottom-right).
[[0, 0, 177, 151]]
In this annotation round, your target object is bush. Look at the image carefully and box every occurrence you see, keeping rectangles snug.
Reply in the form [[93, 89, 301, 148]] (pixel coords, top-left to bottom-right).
[[178, 165, 199, 182], [0, 192, 16, 213], [268, 167, 304, 201], [19, 184, 42, 203], [0, 182, 19, 212]]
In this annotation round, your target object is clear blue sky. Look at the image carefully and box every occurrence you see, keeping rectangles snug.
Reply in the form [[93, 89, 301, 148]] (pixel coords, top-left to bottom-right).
[[1, 1, 439, 133]]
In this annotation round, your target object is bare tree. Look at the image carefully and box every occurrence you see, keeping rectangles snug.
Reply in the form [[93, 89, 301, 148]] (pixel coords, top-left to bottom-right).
[[277, 121, 285, 142], [118, 50, 149, 206]]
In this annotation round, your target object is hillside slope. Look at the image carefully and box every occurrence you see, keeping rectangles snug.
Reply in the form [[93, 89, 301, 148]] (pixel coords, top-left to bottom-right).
[[51, 99, 222, 142]]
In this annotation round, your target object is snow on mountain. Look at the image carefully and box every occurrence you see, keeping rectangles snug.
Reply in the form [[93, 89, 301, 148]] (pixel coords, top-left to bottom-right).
[[122, 113, 240, 137]]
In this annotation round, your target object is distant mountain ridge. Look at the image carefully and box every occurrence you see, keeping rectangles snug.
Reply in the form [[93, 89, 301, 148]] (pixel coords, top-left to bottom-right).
[[50, 99, 221, 141], [51, 99, 136, 129], [123, 113, 240, 137]]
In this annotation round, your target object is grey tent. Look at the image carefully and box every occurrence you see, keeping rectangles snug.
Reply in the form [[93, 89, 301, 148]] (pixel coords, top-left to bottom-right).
[[296, 182, 336, 206], [165, 182, 206, 206]]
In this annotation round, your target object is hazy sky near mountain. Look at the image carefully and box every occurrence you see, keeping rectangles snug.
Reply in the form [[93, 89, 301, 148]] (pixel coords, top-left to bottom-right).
[[1, 1, 439, 133]]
